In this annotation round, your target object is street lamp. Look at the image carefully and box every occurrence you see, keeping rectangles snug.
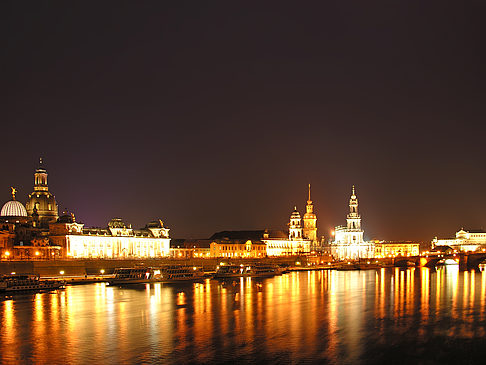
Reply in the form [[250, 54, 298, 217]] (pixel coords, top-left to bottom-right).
[[100, 269, 105, 276]]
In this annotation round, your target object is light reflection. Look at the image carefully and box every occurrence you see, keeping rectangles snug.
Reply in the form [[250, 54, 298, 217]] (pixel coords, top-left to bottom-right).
[[1, 268, 486, 363]]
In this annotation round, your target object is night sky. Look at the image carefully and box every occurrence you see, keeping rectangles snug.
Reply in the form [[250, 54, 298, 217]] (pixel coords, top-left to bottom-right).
[[1, 1, 484, 241]]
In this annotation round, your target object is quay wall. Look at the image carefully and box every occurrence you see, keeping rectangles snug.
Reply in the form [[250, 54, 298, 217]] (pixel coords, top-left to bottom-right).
[[0, 256, 314, 276]]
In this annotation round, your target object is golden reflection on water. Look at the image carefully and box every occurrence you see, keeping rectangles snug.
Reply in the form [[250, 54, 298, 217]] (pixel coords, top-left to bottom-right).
[[1, 267, 486, 363]]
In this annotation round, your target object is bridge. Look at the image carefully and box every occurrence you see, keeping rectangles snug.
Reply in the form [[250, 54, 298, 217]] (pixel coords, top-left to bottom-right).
[[393, 252, 486, 270]]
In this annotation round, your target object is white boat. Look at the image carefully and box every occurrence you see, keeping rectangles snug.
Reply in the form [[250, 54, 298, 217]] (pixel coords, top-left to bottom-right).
[[436, 258, 459, 267], [0, 274, 65, 293]]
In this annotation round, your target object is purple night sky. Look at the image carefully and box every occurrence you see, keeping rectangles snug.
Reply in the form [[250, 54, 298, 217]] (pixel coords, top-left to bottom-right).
[[1, 1, 484, 240]]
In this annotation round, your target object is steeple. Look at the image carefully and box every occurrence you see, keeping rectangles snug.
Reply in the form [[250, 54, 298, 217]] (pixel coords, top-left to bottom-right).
[[34, 157, 48, 192], [347, 185, 361, 230], [26, 159, 59, 227], [10, 187, 17, 200], [289, 207, 302, 240], [303, 184, 317, 242]]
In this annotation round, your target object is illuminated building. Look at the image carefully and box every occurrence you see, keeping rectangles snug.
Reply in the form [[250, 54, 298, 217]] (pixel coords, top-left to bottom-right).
[[331, 186, 374, 259], [302, 184, 318, 243], [170, 239, 211, 258], [49, 216, 171, 258], [373, 241, 420, 257], [0, 187, 29, 224], [25, 159, 59, 228], [0, 187, 58, 259], [209, 231, 267, 258], [432, 229, 486, 252], [264, 207, 312, 256], [0, 160, 172, 260]]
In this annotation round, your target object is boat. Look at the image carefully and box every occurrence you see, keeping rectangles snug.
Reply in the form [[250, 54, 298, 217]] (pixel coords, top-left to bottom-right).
[[213, 264, 282, 279], [107, 266, 206, 286], [479, 259, 486, 272], [159, 265, 206, 283], [435, 258, 459, 267], [335, 262, 360, 271], [0, 274, 65, 293]]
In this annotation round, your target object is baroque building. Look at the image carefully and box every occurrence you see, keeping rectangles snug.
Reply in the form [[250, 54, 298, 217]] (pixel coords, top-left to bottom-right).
[[25, 159, 59, 228], [209, 231, 267, 258], [432, 229, 486, 252], [302, 184, 318, 249], [264, 205, 311, 256], [331, 186, 374, 259], [50, 216, 171, 258], [1, 160, 172, 260]]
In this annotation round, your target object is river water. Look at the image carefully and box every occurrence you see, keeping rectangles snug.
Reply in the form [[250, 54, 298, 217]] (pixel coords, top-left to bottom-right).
[[1, 267, 486, 364]]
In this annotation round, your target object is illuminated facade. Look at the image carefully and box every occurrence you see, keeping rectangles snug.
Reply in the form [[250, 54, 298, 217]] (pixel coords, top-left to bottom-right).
[[170, 239, 211, 258], [209, 231, 266, 258], [374, 241, 420, 257], [25, 159, 59, 228], [432, 229, 486, 252], [331, 186, 374, 259], [302, 184, 317, 243], [264, 207, 311, 256], [50, 217, 171, 258]]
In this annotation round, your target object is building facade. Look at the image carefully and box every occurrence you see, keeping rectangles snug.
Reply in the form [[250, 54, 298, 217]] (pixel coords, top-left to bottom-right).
[[209, 231, 267, 258], [50, 217, 171, 258], [302, 184, 318, 243], [374, 241, 420, 258], [264, 207, 311, 256], [331, 186, 374, 260], [25, 159, 59, 228], [432, 229, 486, 252]]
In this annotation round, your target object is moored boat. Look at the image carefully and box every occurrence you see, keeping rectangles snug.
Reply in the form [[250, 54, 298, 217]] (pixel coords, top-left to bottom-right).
[[0, 274, 65, 293], [107, 266, 206, 286], [213, 264, 282, 279]]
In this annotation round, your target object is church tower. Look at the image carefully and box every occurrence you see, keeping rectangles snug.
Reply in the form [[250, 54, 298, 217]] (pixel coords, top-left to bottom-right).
[[346, 185, 361, 231], [302, 184, 317, 242], [25, 158, 59, 227], [289, 207, 303, 240]]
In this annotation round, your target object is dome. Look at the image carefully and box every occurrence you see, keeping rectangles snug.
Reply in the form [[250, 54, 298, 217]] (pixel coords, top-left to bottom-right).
[[290, 208, 301, 219], [1, 200, 28, 217]]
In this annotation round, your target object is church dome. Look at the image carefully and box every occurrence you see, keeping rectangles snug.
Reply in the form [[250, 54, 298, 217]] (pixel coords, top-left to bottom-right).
[[290, 208, 301, 220], [1, 200, 28, 217]]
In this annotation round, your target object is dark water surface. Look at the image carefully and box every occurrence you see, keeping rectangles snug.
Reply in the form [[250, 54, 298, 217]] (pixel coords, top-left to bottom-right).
[[1, 267, 486, 364]]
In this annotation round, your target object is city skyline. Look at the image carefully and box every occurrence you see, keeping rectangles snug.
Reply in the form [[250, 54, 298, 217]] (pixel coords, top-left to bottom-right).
[[1, 159, 482, 242], [1, 2, 484, 241]]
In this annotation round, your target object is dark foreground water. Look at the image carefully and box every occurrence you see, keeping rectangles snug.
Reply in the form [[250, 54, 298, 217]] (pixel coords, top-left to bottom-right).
[[1, 267, 486, 364]]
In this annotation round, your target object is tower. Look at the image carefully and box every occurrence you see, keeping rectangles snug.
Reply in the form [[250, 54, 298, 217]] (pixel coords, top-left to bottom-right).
[[25, 158, 59, 227], [289, 207, 303, 240], [302, 184, 317, 242], [346, 185, 361, 231]]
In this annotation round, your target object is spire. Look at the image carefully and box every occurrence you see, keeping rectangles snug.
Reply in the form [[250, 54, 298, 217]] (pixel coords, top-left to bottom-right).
[[308, 184, 311, 203], [352, 185, 355, 196], [10, 187, 17, 200]]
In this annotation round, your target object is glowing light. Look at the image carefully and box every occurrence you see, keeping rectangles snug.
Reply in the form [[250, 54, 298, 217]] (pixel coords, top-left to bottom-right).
[[60, 270, 65, 275], [11, 272, 16, 275], [100, 269, 105, 274], [5, 251, 10, 257], [35, 251, 40, 256]]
